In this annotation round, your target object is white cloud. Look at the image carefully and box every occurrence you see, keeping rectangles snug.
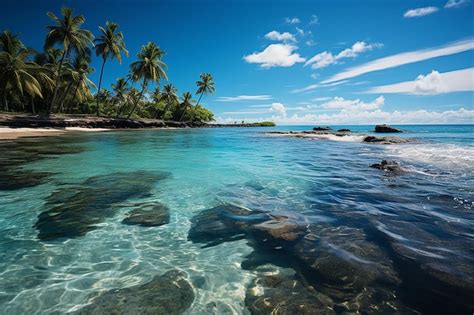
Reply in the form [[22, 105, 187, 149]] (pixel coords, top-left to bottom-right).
[[216, 108, 474, 125], [285, 17, 300, 24], [309, 15, 319, 25], [323, 38, 474, 83], [445, 0, 470, 8], [305, 39, 316, 46], [305, 41, 383, 69], [291, 79, 349, 93], [322, 96, 385, 111], [216, 95, 272, 102], [243, 44, 306, 68], [367, 68, 474, 95], [264, 30, 296, 43], [270, 102, 287, 117], [404, 6, 439, 18]]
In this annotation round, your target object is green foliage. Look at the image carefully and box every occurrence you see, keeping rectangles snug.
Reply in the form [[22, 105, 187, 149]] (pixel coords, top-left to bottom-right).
[[0, 6, 215, 123], [253, 121, 276, 126]]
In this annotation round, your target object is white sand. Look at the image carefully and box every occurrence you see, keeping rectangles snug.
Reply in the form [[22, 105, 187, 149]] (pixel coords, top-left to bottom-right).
[[0, 127, 110, 140]]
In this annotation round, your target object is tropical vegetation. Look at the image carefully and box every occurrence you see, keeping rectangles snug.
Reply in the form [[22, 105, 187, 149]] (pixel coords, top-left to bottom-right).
[[0, 6, 215, 123]]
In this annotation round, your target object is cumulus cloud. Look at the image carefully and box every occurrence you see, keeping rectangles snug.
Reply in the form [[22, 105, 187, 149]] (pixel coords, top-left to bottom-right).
[[216, 95, 272, 102], [367, 68, 474, 95], [264, 31, 296, 43], [270, 102, 287, 117], [216, 108, 474, 125], [305, 41, 383, 69], [404, 6, 439, 18], [285, 17, 300, 24], [445, 0, 470, 8], [243, 44, 306, 68], [322, 96, 385, 111], [323, 38, 474, 83]]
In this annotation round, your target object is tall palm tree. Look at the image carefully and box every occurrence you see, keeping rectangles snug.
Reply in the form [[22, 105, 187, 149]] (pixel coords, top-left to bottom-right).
[[179, 92, 194, 121], [195, 73, 215, 106], [94, 21, 128, 117], [0, 35, 52, 112], [60, 55, 95, 112], [127, 42, 167, 119], [45, 6, 94, 114]]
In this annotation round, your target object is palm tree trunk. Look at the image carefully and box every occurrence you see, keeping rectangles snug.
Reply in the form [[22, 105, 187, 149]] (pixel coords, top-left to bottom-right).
[[50, 48, 68, 114], [58, 80, 75, 113], [127, 78, 147, 119], [68, 79, 82, 113], [96, 58, 106, 117], [196, 92, 203, 107], [31, 96, 35, 115]]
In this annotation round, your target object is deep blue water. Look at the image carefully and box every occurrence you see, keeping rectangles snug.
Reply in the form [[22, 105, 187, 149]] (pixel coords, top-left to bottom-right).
[[0, 124, 472, 314]]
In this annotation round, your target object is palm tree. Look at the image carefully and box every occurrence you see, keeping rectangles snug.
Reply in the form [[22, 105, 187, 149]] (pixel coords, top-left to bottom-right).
[[0, 31, 53, 112], [160, 83, 178, 119], [112, 77, 129, 117], [151, 86, 161, 103], [195, 73, 215, 106], [62, 55, 95, 112], [45, 6, 94, 114], [127, 42, 167, 118], [94, 21, 128, 117], [179, 92, 194, 121]]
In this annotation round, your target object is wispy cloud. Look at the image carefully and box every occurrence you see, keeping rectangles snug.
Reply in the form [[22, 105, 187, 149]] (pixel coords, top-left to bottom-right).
[[264, 30, 296, 43], [445, 0, 470, 8], [309, 14, 319, 25], [322, 38, 474, 83], [305, 41, 383, 69], [244, 44, 305, 68], [285, 17, 300, 24], [366, 68, 474, 95], [291, 80, 349, 93], [216, 95, 272, 102], [404, 6, 439, 18]]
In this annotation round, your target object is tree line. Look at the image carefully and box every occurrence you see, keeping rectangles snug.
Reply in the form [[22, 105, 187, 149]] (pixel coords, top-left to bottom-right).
[[0, 7, 215, 122]]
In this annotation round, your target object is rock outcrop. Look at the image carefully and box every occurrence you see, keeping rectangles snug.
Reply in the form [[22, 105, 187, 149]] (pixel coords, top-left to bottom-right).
[[122, 203, 170, 227], [370, 160, 405, 173], [374, 124, 402, 133]]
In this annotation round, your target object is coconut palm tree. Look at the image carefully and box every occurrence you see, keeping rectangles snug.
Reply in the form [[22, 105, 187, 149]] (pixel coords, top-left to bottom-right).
[[179, 92, 194, 121], [195, 73, 215, 106], [60, 55, 95, 112], [94, 21, 128, 117], [160, 83, 178, 118], [44, 6, 94, 113], [112, 77, 129, 117], [127, 42, 167, 118], [0, 32, 52, 112], [151, 86, 161, 103]]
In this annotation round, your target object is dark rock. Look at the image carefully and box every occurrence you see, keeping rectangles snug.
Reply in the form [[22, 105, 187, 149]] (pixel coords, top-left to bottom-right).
[[313, 126, 332, 131], [374, 124, 402, 133], [188, 204, 271, 247], [370, 160, 405, 173], [245, 265, 335, 315], [73, 270, 194, 315], [249, 214, 308, 243], [363, 136, 412, 144], [35, 171, 171, 240], [337, 128, 351, 132], [122, 203, 170, 227]]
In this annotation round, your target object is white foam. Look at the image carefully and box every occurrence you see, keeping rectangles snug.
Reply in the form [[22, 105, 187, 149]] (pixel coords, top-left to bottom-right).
[[384, 143, 474, 171]]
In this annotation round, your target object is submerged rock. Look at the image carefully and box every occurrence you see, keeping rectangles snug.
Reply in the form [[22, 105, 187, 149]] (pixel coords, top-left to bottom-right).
[[245, 265, 335, 315], [122, 203, 170, 227], [374, 124, 402, 133], [363, 136, 412, 144], [73, 270, 194, 315], [249, 214, 308, 243], [337, 128, 351, 132], [370, 160, 405, 173], [35, 170, 171, 240]]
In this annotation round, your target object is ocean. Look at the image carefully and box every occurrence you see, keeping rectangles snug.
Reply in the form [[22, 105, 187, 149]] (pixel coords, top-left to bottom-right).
[[0, 124, 472, 314]]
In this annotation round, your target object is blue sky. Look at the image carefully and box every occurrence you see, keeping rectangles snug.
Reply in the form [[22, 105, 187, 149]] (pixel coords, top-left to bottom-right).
[[1, 0, 473, 124]]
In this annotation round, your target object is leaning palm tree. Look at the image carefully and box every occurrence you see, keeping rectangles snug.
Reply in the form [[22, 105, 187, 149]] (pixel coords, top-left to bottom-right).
[[127, 42, 167, 118], [195, 73, 215, 106], [94, 21, 128, 116], [0, 41, 52, 112], [44, 6, 94, 113], [179, 92, 194, 121]]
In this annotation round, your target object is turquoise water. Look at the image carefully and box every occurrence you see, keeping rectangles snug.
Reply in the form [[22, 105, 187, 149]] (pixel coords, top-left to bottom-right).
[[0, 125, 473, 314]]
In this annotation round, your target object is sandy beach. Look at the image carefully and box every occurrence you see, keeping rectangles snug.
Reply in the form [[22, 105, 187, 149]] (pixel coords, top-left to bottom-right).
[[0, 127, 110, 140]]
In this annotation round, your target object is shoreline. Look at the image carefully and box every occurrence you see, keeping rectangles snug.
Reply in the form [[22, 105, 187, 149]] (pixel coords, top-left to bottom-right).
[[0, 114, 275, 140]]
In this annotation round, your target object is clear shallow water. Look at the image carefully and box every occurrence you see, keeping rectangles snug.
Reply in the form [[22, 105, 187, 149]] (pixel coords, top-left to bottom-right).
[[0, 125, 473, 314]]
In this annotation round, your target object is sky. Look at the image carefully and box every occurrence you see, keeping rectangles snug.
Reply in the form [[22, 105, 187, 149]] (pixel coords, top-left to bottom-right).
[[1, 0, 473, 124]]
